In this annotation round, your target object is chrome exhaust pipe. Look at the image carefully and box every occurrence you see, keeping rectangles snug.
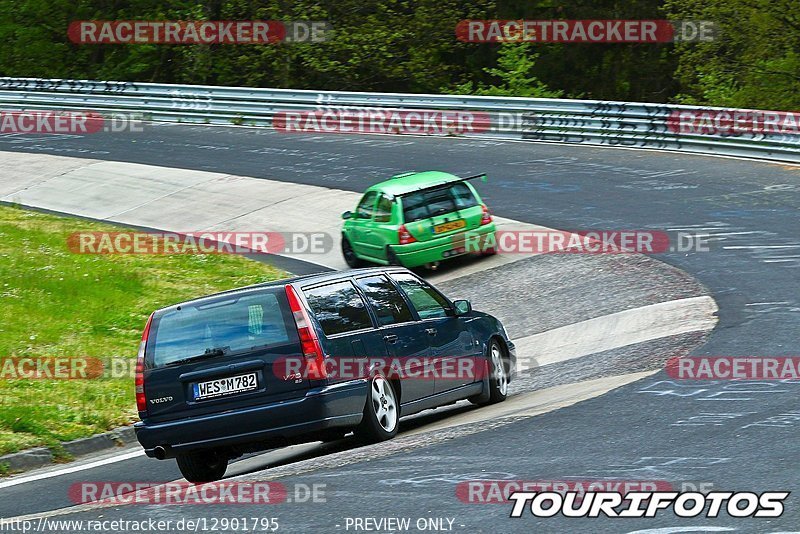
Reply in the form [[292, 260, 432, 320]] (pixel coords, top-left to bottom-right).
[[153, 445, 168, 460]]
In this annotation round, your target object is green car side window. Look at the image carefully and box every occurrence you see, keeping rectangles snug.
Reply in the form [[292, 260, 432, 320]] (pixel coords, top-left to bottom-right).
[[356, 191, 378, 219], [374, 194, 393, 223]]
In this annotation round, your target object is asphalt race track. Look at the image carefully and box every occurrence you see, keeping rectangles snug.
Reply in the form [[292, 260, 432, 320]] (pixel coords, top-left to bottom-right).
[[0, 125, 798, 533]]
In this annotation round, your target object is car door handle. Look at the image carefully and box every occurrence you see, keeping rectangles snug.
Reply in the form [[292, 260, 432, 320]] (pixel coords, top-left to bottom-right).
[[425, 328, 437, 336], [383, 334, 399, 343]]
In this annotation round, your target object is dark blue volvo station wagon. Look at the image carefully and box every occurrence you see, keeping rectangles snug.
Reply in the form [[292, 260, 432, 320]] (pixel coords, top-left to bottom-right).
[[134, 267, 515, 482]]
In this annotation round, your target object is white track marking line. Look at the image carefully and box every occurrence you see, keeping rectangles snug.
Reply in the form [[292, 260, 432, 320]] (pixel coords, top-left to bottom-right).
[[514, 296, 718, 370], [0, 450, 143, 490], [696, 231, 761, 237], [666, 226, 729, 231], [626, 527, 736, 533], [724, 245, 800, 249]]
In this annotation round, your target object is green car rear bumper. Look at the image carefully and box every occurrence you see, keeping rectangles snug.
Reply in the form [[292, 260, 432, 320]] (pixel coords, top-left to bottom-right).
[[391, 223, 497, 268]]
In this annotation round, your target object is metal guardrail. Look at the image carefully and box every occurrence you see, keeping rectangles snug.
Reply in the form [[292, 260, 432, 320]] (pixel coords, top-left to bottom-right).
[[1, 77, 798, 163]]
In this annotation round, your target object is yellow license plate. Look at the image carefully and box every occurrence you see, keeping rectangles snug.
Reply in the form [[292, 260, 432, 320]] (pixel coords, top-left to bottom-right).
[[433, 219, 466, 234]]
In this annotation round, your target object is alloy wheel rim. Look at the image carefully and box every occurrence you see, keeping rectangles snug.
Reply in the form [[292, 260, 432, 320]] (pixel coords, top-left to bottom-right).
[[492, 345, 508, 396], [371, 376, 397, 432]]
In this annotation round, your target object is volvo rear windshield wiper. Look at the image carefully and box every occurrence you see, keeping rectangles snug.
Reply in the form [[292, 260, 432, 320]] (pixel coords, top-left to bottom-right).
[[166, 346, 229, 367]]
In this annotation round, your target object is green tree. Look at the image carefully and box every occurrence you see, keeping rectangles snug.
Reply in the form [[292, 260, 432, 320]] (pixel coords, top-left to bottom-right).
[[452, 43, 564, 97], [664, 0, 800, 110]]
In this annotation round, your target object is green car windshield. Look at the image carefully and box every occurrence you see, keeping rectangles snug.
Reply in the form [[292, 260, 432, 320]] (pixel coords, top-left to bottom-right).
[[401, 182, 478, 223]]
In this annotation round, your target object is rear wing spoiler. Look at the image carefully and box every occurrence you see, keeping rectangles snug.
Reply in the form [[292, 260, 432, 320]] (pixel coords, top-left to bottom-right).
[[397, 173, 488, 197], [461, 173, 488, 183]]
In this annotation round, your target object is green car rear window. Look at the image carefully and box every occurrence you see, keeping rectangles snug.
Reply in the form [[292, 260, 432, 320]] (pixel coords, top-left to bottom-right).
[[401, 182, 478, 223]]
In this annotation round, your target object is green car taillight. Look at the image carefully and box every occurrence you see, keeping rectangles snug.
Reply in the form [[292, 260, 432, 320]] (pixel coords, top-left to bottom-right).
[[398, 224, 417, 245], [480, 204, 492, 225]]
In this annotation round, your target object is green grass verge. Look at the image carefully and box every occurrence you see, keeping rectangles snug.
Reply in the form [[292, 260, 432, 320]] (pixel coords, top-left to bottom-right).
[[0, 205, 288, 457]]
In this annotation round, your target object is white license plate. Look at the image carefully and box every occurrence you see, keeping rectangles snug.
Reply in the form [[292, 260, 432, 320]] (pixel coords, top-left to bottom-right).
[[193, 372, 258, 401]]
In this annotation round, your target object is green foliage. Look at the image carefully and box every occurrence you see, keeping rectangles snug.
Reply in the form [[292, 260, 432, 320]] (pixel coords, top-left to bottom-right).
[[452, 44, 564, 97], [0, 205, 286, 456], [0, 1, 795, 121], [664, 0, 800, 110]]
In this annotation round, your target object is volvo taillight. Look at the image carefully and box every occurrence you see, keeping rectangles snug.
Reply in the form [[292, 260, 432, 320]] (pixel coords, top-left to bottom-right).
[[398, 224, 416, 245], [285, 284, 327, 380], [480, 204, 493, 225], [136, 312, 154, 414]]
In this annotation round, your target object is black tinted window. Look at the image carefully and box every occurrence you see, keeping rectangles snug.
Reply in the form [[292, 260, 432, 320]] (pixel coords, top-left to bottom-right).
[[391, 273, 451, 319], [451, 182, 478, 209], [356, 275, 413, 326], [151, 290, 292, 367], [401, 183, 475, 223], [425, 187, 456, 217], [401, 191, 430, 223], [304, 281, 373, 336]]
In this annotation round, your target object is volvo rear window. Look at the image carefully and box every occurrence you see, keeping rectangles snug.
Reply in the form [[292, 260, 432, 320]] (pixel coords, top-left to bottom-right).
[[401, 182, 478, 223], [150, 289, 292, 367]]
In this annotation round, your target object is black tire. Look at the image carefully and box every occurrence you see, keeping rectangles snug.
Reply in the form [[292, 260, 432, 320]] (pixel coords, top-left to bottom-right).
[[385, 246, 403, 266], [472, 339, 509, 406], [355, 374, 399, 443], [341, 236, 365, 268], [176, 449, 228, 483]]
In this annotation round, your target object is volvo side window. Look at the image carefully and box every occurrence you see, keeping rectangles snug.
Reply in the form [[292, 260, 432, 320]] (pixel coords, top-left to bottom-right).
[[356, 275, 414, 326], [390, 273, 450, 319], [304, 281, 373, 336]]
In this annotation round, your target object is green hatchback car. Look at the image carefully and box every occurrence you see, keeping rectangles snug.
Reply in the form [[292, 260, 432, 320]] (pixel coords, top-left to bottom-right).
[[341, 171, 497, 269]]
